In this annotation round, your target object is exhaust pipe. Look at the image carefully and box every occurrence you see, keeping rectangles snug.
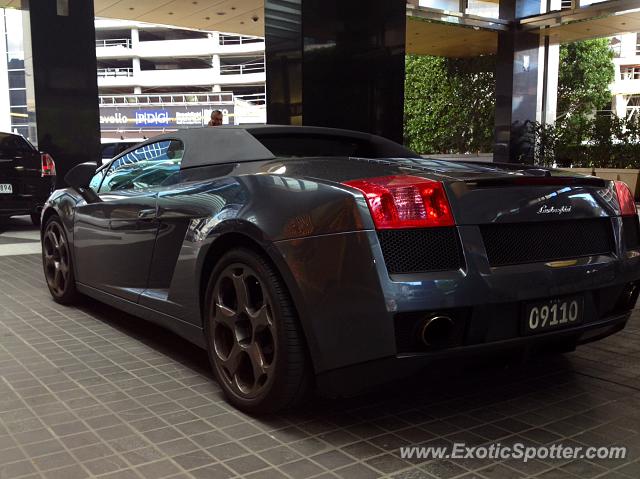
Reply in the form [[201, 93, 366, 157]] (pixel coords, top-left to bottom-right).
[[419, 315, 455, 348]]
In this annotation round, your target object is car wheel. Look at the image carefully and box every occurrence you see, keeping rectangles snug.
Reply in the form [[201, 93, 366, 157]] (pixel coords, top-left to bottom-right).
[[42, 216, 78, 305], [204, 248, 311, 414], [30, 212, 41, 226]]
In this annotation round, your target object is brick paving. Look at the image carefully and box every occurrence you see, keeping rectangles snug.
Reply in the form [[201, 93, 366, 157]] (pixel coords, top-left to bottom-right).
[[1, 251, 640, 478]]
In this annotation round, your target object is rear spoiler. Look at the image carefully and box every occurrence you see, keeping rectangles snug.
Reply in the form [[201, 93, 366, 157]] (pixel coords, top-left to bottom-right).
[[464, 176, 608, 188]]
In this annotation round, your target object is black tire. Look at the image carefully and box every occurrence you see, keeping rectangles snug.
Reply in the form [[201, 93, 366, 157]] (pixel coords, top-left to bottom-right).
[[42, 216, 79, 305], [30, 212, 41, 226], [204, 247, 311, 414]]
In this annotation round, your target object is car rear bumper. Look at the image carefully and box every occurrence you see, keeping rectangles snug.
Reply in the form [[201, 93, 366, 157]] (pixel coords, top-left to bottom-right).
[[0, 197, 47, 216], [315, 310, 629, 397], [274, 229, 640, 378], [0, 179, 55, 216]]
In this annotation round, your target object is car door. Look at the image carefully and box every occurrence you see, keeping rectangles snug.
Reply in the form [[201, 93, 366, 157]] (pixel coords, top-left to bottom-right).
[[73, 139, 184, 302]]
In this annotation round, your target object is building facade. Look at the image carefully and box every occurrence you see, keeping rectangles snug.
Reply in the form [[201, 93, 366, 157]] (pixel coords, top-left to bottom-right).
[[612, 32, 640, 119], [0, 11, 267, 142], [95, 19, 266, 138]]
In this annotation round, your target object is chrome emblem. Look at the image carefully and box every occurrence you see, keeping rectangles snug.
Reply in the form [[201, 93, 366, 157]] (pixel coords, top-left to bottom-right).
[[537, 205, 572, 215]]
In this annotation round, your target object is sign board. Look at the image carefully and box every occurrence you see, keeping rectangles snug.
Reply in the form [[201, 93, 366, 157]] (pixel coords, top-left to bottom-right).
[[99, 104, 235, 131]]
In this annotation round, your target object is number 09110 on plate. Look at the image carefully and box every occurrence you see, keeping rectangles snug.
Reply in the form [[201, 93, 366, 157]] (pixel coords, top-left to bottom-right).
[[523, 295, 584, 335]]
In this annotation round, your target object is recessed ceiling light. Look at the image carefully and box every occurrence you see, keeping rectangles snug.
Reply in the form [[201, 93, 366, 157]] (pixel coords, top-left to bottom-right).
[[192, 1, 198, 3], [168, 12, 173, 15], [129, 7, 134, 10], [205, 16, 210, 20], [217, 11, 226, 15]]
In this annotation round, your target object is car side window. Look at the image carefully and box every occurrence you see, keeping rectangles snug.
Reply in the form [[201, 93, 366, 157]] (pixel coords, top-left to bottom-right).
[[89, 166, 107, 191], [98, 140, 184, 193]]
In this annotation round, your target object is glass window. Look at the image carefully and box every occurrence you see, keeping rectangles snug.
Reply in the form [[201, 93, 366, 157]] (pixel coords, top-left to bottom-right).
[[8, 71, 25, 89], [10, 126, 29, 139], [89, 168, 106, 191], [7, 59, 24, 70], [10, 106, 28, 125], [9, 89, 26, 106], [98, 139, 184, 193]]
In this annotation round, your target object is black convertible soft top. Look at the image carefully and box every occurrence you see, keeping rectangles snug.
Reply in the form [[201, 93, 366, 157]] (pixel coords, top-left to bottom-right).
[[119, 125, 417, 169]]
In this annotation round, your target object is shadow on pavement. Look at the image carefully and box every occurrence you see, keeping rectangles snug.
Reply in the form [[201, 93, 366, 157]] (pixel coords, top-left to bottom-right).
[[75, 293, 598, 420], [0, 215, 39, 233]]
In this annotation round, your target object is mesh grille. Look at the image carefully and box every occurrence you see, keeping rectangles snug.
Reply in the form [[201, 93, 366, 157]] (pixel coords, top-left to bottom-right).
[[377, 227, 464, 274], [480, 218, 614, 267], [623, 216, 640, 251]]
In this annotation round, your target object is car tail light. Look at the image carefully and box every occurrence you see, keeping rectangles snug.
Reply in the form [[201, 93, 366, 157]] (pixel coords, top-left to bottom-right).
[[614, 180, 636, 216], [41, 153, 56, 177], [343, 175, 454, 229]]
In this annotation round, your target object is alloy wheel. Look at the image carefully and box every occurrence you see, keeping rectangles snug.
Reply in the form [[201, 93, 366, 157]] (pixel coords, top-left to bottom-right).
[[43, 221, 70, 297], [210, 263, 277, 399]]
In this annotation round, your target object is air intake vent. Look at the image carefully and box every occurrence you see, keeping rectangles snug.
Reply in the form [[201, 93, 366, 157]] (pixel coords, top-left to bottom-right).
[[623, 215, 640, 251], [480, 218, 614, 267], [378, 227, 464, 274]]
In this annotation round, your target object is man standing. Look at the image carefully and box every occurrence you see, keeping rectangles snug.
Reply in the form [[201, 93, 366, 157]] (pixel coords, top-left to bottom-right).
[[208, 110, 223, 126]]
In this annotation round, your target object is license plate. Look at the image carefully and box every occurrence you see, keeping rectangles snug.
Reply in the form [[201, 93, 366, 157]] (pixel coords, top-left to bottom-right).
[[523, 295, 583, 335], [0, 184, 12, 194]]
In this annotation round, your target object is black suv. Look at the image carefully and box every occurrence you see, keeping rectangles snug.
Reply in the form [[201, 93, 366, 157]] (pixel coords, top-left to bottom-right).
[[0, 132, 56, 225]]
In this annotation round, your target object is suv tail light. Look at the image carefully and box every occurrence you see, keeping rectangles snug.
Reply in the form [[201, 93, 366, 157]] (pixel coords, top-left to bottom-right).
[[343, 175, 454, 229], [41, 153, 56, 177], [614, 180, 636, 216]]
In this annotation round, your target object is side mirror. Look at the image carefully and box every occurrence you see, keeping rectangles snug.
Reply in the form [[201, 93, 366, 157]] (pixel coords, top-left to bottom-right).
[[65, 162, 101, 203]]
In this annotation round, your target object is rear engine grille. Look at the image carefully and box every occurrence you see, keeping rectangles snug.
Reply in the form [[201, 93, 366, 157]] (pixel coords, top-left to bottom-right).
[[480, 218, 614, 267], [623, 216, 640, 251], [377, 227, 464, 274]]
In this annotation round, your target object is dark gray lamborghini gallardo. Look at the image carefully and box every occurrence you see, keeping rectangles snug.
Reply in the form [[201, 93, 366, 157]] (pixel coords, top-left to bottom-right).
[[40, 126, 640, 413]]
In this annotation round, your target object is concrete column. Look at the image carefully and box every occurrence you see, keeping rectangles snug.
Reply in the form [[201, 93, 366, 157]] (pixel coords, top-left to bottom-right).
[[211, 31, 220, 47], [265, 0, 407, 143], [493, 0, 560, 163], [212, 54, 220, 78], [211, 32, 221, 86], [130, 26, 139, 48], [614, 95, 628, 118], [21, 0, 100, 183], [131, 27, 141, 93]]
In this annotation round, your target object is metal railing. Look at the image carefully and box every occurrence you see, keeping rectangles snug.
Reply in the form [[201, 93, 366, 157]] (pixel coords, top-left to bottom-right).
[[235, 93, 266, 105], [96, 38, 131, 49], [98, 67, 134, 78], [220, 61, 265, 75], [99, 92, 236, 106], [219, 34, 263, 45]]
